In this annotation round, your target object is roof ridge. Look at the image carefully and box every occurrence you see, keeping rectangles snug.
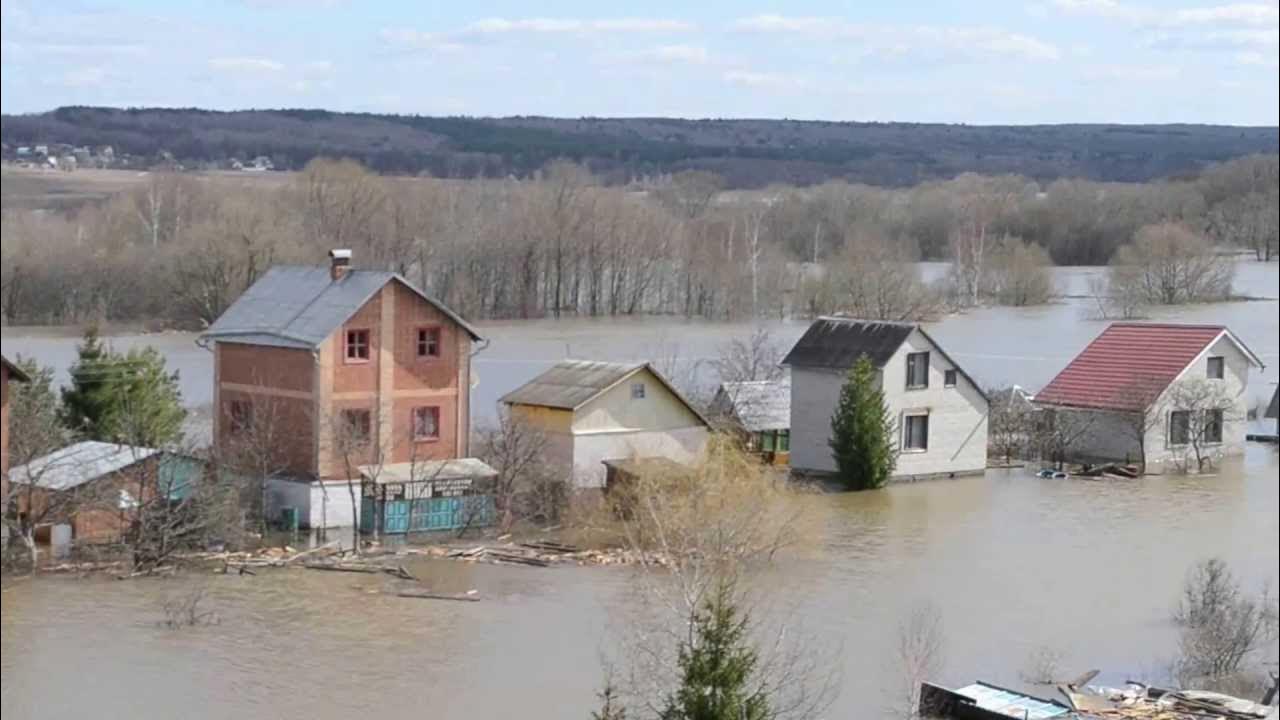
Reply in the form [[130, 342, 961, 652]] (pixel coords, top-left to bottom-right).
[[815, 315, 917, 327]]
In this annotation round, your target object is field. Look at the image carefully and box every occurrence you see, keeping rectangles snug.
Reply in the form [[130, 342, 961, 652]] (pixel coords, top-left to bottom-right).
[[0, 167, 293, 212]]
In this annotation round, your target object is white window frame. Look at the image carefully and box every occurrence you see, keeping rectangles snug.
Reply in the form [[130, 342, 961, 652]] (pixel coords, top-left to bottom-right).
[[901, 410, 930, 453], [1168, 409, 1191, 447], [906, 352, 930, 390]]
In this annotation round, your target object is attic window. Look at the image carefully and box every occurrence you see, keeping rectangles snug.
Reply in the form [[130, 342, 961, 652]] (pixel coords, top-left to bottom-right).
[[906, 352, 930, 390], [345, 329, 370, 363], [1207, 356, 1224, 380], [944, 369, 958, 388], [631, 382, 646, 400], [416, 327, 441, 358]]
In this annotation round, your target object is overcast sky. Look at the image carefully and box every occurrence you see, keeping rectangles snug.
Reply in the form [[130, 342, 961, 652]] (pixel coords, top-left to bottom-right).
[[2, 0, 1277, 125]]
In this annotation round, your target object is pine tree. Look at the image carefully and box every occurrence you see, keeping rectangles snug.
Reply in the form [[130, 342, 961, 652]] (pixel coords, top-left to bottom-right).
[[61, 328, 186, 447], [829, 354, 897, 491], [661, 581, 769, 720], [591, 682, 628, 720]]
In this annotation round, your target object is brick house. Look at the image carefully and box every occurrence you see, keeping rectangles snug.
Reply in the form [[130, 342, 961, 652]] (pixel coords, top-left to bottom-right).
[[2, 355, 30, 505], [200, 250, 485, 529]]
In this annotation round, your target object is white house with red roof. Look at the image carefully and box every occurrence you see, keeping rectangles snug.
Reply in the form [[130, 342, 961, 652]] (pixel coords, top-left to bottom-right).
[[1035, 322, 1264, 473]]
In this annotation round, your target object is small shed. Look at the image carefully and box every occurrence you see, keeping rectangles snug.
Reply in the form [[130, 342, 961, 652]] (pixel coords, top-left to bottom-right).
[[358, 458, 498, 534], [711, 377, 791, 464], [502, 360, 711, 488]]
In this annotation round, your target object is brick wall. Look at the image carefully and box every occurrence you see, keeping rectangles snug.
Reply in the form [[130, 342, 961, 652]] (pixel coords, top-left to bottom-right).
[[215, 343, 318, 477], [2, 363, 11, 499]]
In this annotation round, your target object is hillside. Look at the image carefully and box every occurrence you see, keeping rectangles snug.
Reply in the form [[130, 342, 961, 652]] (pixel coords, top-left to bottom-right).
[[2, 106, 1277, 188]]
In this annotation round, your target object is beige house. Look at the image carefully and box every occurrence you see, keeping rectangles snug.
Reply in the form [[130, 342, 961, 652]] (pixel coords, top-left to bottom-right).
[[501, 360, 711, 488]]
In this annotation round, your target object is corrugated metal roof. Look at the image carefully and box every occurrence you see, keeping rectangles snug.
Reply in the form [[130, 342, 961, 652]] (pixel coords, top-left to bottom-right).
[[201, 265, 481, 349], [1036, 323, 1262, 412], [9, 441, 160, 491], [2, 354, 30, 383], [781, 317, 915, 369], [500, 360, 647, 410], [361, 458, 498, 485], [715, 377, 790, 432], [955, 682, 1071, 719]]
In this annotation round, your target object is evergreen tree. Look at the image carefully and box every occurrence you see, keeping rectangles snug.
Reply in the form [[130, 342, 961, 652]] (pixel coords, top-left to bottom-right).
[[829, 354, 897, 491], [662, 581, 769, 720], [61, 328, 186, 446]]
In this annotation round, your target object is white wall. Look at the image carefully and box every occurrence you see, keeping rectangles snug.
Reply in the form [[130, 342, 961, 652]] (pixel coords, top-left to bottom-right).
[[570, 427, 709, 488], [789, 329, 989, 479], [266, 477, 362, 529]]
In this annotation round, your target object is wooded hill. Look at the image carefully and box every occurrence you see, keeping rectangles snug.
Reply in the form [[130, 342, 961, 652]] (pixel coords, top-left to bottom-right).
[[3, 106, 1277, 187]]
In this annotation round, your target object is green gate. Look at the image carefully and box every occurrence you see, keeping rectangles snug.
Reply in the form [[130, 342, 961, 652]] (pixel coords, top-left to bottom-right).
[[374, 496, 494, 534]]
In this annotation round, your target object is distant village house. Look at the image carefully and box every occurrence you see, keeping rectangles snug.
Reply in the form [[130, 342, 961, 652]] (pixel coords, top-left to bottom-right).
[[711, 376, 791, 465], [502, 360, 711, 488], [782, 318, 990, 481]]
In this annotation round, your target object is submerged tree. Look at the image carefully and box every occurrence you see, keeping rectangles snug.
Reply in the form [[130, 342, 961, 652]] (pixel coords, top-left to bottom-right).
[[830, 355, 896, 491], [662, 579, 770, 720], [1173, 558, 1278, 690]]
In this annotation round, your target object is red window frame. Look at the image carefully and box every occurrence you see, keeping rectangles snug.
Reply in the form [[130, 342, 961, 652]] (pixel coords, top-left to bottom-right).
[[412, 406, 441, 442], [345, 328, 370, 363], [415, 326, 441, 359]]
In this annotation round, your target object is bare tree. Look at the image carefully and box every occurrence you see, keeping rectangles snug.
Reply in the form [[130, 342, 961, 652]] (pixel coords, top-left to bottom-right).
[[473, 408, 567, 532], [1033, 408, 1097, 470], [987, 386, 1035, 465], [892, 602, 946, 719], [714, 328, 786, 385], [1164, 378, 1237, 474], [1107, 223, 1234, 306], [1113, 375, 1167, 474], [1173, 558, 1278, 691]]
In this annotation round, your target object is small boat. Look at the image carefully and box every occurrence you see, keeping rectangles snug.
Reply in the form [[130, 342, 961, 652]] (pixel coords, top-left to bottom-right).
[[1036, 468, 1069, 479]]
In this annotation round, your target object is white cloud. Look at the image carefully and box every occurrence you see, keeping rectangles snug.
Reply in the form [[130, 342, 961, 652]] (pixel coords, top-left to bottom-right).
[[1052, 0, 1280, 27], [636, 44, 712, 65], [208, 57, 285, 72], [61, 66, 110, 88], [723, 70, 810, 91], [464, 17, 695, 34], [733, 15, 1061, 62]]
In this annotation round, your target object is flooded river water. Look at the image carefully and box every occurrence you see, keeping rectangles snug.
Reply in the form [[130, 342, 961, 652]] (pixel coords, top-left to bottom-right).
[[2, 261, 1278, 717]]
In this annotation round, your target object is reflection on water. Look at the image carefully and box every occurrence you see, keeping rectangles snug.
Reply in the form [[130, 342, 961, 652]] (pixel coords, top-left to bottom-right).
[[4, 450, 1277, 718]]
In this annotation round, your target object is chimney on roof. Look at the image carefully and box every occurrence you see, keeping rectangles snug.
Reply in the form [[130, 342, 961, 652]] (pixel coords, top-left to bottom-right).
[[329, 249, 352, 281]]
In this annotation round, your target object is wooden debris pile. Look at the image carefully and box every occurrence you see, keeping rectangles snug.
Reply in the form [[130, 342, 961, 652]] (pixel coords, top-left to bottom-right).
[[419, 541, 669, 568], [1062, 683, 1276, 720]]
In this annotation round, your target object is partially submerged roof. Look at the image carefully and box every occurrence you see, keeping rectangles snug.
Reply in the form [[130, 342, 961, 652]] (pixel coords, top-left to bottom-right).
[[9, 441, 161, 491], [360, 458, 498, 485], [2, 354, 30, 383], [201, 266, 481, 349], [781, 317, 914, 369], [1036, 323, 1265, 412], [715, 377, 790, 432], [955, 682, 1071, 719], [501, 360, 710, 425], [1268, 387, 1279, 420]]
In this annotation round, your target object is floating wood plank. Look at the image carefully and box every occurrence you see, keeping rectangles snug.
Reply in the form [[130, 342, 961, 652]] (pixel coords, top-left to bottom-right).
[[396, 589, 481, 602]]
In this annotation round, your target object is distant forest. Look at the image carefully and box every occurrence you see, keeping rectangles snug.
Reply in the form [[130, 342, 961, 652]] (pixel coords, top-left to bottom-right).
[[2, 106, 1277, 188]]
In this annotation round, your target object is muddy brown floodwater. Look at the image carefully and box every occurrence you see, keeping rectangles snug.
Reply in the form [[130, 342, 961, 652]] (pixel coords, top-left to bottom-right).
[[2, 261, 1277, 717]]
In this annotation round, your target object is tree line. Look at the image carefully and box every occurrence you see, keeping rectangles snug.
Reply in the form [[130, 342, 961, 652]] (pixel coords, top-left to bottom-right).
[[1, 153, 1274, 328]]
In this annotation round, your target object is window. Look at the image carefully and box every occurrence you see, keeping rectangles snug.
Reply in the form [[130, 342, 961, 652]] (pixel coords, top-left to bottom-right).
[[229, 400, 254, 434], [345, 329, 370, 362], [416, 327, 441, 358], [760, 431, 776, 452], [412, 406, 440, 442], [631, 382, 646, 400], [944, 369, 958, 388], [1207, 356, 1224, 380], [777, 430, 790, 452], [340, 409, 372, 442], [903, 413, 929, 452], [906, 352, 930, 389], [1169, 410, 1191, 446], [1203, 409, 1224, 444]]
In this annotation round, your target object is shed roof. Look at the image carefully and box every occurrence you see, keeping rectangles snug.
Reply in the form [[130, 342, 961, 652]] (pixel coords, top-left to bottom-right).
[[2, 354, 30, 383], [201, 265, 481, 349], [955, 682, 1071, 719], [9, 441, 160, 491], [1035, 323, 1264, 412], [360, 458, 498, 485], [781, 317, 914, 369], [715, 378, 790, 432], [1267, 387, 1279, 420], [501, 360, 710, 425]]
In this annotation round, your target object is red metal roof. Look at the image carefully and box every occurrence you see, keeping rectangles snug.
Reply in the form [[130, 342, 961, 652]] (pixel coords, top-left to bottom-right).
[[1036, 323, 1230, 412]]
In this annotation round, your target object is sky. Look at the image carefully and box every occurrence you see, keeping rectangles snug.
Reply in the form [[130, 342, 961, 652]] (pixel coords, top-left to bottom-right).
[[1, 0, 1277, 125]]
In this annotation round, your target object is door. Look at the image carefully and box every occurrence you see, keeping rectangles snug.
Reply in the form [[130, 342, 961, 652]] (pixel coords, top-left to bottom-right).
[[383, 500, 411, 534]]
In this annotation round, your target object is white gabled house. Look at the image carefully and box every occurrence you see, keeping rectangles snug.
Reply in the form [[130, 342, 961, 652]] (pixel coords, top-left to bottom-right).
[[501, 360, 711, 488], [782, 318, 990, 481], [1034, 322, 1264, 473]]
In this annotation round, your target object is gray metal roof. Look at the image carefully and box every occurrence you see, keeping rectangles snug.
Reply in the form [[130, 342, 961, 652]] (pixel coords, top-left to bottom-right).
[[781, 317, 915, 369], [1268, 387, 1279, 420], [201, 266, 481, 349], [714, 377, 790, 432], [2, 354, 30, 382], [501, 360, 648, 410], [9, 441, 160, 491]]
